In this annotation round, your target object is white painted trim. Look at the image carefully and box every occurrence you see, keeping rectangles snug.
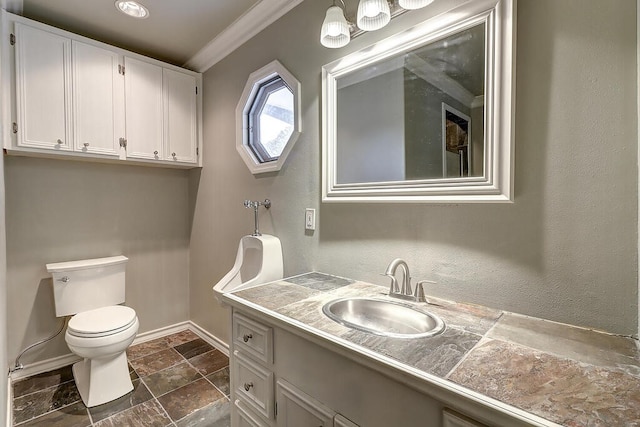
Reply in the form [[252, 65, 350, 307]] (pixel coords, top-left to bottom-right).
[[637, 0, 640, 343], [7, 322, 227, 381], [130, 321, 191, 345], [9, 353, 82, 381], [184, 0, 305, 72], [236, 60, 302, 175], [189, 321, 230, 356], [5, 377, 11, 427]]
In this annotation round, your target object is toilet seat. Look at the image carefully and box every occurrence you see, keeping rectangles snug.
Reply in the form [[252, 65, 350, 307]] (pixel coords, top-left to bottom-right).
[[68, 306, 137, 338]]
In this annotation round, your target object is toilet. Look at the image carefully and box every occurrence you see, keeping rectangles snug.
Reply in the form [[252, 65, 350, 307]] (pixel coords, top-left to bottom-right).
[[213, 234, 283, 300], [46, 255, 139, 407]]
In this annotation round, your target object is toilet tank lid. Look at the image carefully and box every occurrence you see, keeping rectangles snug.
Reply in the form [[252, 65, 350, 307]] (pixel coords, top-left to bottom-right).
[[46, 255, 128, 273]]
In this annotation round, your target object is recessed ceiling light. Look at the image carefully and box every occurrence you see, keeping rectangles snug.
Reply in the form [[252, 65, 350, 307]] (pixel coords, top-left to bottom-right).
[[115, 1, 149, 19]]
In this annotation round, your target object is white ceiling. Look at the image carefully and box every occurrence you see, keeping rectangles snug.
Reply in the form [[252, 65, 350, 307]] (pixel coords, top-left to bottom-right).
[[14, 0, 304, 71]]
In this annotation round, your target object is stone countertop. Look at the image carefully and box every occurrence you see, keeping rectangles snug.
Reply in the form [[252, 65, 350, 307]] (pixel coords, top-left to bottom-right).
[[223, 272, 640, 427]]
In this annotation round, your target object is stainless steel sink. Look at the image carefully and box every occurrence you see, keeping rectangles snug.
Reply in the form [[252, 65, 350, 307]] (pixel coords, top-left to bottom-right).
[[322, 297, 445, 338]]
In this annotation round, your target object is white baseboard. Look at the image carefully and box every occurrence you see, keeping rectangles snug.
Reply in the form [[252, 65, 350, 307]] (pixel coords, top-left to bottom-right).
[[188, 321, 229, 356], [131, 321, 192, 346], [8, 321, 227, 382], [5, 376, 11, 427], [9, 353, 81, 381]]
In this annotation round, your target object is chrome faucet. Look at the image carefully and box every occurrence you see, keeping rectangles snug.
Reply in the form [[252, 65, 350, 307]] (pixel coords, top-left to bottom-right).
[[383, 258, 429, 303], [384, 258, 410, 295]]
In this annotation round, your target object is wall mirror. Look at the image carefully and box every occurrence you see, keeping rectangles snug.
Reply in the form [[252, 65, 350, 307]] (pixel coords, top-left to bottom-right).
[[322, 0, 515, 203], [237, 60, 301, 174]]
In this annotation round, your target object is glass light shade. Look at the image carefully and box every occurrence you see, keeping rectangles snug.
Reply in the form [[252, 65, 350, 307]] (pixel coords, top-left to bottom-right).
[[398, 0, 434, 9], [357, 0, 391, 31], [321, 6, 351, 48], [115, 1, 149, 19]]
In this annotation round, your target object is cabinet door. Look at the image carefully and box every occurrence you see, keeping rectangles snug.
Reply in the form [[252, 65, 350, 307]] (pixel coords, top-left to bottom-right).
[[124, 56, 163, 160], [163, 68, 197, 163], [15, 23, 72, 151], [276, 380, 334, 427], [235, 399, 271, 427], [73, 41, 124, 156]]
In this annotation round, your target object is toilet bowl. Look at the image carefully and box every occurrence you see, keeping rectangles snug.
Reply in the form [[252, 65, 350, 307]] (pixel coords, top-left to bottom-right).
[[46, 256, 139, 407], [65, 305, 139, 407], [213, 234, 283, 300]]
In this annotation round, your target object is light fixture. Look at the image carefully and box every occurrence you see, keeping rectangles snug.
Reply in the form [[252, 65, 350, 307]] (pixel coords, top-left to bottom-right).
[[115, 1, 149, 19], [320, 0, 436, 49], [357, 0, 391, 31], [321, 1, 351, 48], [398, 0, 434, 9]]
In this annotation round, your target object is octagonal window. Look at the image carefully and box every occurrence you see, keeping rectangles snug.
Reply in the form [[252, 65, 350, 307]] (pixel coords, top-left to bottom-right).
[[248, 77, 294, 162], [237, 61, 301, 174]]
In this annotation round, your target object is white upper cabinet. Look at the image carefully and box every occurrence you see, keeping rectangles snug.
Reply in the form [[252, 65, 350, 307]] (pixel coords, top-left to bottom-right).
[[124, 57, 164, 161], [15, 23, 72, 151], [5, 13, 202, 168], [163, 68, 198, 163], [73, 41, 124, 157]]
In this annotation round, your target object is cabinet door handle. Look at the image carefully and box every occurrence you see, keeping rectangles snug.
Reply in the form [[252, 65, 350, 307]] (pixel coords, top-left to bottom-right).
[[244, 382, 253, 392], [153, 151, 158, 156], [243, 333, 253, 342], [172, 152, 176, 157], [83, 142, 90, 147], [56, 139, 63, 145]]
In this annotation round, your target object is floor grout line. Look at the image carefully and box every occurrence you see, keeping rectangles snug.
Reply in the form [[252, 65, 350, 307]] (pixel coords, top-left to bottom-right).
[[11, 332, 231, 427], [13, 397, 83, 426], [11, 376, 76, 401]]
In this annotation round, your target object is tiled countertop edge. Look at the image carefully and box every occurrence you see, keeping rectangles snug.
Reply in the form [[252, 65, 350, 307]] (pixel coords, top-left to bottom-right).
[[223, 292, 563, 427]]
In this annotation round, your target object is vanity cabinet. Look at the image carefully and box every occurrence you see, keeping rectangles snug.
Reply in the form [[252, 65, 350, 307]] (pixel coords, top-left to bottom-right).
[[230, 311, 362, 427], [231, 312, 274, 425], [4, 12, 202, 168], [228, 307, 505, 427]]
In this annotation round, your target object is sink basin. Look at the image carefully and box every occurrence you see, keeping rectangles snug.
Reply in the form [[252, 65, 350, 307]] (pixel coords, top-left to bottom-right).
[[322, 297, 445, 338]]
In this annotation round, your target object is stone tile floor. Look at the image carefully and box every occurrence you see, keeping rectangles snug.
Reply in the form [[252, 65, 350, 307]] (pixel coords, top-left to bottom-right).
[[12, 330, 230, 426]]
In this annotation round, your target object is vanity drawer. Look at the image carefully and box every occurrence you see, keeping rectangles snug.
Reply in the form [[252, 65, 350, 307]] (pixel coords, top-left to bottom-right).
[[233, 312, 273, 364], [235, 352, 275, 420]]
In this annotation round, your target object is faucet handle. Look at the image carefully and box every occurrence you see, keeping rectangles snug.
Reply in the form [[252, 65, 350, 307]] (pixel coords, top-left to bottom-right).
[[414, 280, 436, 303]]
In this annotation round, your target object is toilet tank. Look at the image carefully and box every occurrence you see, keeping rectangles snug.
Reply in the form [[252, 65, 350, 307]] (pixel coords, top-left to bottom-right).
[[46, 255, 128, 317]]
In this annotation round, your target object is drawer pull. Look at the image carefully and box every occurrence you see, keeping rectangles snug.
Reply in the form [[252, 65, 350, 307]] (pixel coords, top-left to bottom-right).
[[244, 382, 254, 392], [243, 333, 253, 342]]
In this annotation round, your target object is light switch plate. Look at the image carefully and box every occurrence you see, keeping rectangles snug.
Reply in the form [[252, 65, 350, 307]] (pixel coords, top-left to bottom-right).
[[305, 208, 316, 230]]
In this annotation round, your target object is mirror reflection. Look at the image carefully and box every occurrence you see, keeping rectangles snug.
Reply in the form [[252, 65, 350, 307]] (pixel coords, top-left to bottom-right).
[[336, 23, 485, 185]]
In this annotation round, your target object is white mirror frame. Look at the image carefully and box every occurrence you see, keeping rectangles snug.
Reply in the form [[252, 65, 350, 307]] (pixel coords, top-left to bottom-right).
[[237, 60, 302, 174], [322, 0, 515, 203]]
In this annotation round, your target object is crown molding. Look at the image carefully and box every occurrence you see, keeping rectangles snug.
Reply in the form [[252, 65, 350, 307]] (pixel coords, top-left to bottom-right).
[[184, 0, 305, 73]]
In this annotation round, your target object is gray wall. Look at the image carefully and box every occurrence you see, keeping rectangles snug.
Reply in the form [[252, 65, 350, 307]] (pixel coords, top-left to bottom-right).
[[337, 69, 405, 184], [5, 157, 191, 364], [190, 0, 638, 343]]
